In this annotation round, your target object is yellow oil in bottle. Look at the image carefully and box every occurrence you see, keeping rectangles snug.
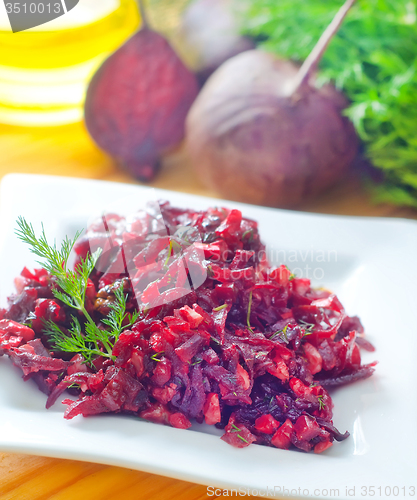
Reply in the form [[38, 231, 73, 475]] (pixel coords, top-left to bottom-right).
[[0, 0, 140, 126]]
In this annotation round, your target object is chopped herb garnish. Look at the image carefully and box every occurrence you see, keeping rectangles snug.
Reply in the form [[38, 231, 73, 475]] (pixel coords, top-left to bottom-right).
[[207, 265, 214, 278], [270, 324, 289, 343], [213, 303, 228, 312], [242, 229, 254, 243], [318, 394, 326, 410], [68, 383, 81, 389], [163, 239, 173, 268], [237, 434, 249, 444], [231, 423, 241, 432], [299, 319, 315, 336], [150, 351, 164, 362], [247, 290, 254, 333]]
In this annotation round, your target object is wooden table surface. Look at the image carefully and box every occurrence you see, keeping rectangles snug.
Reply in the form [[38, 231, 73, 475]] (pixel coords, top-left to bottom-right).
[[0, 120, 416, 500]]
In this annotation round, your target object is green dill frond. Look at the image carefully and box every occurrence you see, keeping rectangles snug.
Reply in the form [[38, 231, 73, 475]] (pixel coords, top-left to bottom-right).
[[43, 317, 112, 365], [15, 216, 81, 276], [101, 286, 141, 342]]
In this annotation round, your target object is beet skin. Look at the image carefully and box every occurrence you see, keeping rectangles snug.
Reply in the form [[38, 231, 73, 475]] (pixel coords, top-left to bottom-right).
[[85, 28, 199, 181]]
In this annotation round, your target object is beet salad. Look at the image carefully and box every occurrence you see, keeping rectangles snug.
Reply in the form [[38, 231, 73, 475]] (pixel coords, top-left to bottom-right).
[[0, 202, 376, 453]]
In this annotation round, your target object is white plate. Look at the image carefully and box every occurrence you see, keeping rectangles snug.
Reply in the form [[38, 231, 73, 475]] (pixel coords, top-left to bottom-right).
[[0, 174, 416, 499]]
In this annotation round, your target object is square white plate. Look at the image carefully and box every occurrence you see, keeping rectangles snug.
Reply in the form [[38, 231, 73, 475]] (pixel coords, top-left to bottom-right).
[[0, 174, 416, 499]]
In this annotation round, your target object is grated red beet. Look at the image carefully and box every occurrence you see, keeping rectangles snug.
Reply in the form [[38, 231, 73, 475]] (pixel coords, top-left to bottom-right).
[[0, 202, 376, 453]]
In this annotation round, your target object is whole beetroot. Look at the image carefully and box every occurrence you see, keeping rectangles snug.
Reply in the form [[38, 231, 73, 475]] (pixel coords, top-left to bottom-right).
[[84, 1, 199, 182], [186, 0, 358, 207]]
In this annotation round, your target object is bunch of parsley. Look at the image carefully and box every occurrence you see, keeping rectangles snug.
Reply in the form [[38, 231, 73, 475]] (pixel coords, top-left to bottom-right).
[[241, 0, 417, 208]]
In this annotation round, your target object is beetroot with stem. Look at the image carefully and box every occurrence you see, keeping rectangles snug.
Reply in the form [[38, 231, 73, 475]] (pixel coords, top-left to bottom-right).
[[84, 0, 199, 182], [186, 0, 358, 207]]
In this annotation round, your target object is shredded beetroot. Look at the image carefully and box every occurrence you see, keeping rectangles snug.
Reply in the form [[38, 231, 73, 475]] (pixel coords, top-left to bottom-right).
[[0, 202, 376, 453]]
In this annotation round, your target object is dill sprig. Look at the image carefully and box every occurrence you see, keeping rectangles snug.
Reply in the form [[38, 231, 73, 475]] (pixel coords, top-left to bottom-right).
[[15, 216, 101, 325], [44, 288, 140, 365], [242, 229, 254, 243]]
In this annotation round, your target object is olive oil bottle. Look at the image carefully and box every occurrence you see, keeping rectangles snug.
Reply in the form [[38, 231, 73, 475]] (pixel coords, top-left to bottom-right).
[[0, 0, 140, 126]]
